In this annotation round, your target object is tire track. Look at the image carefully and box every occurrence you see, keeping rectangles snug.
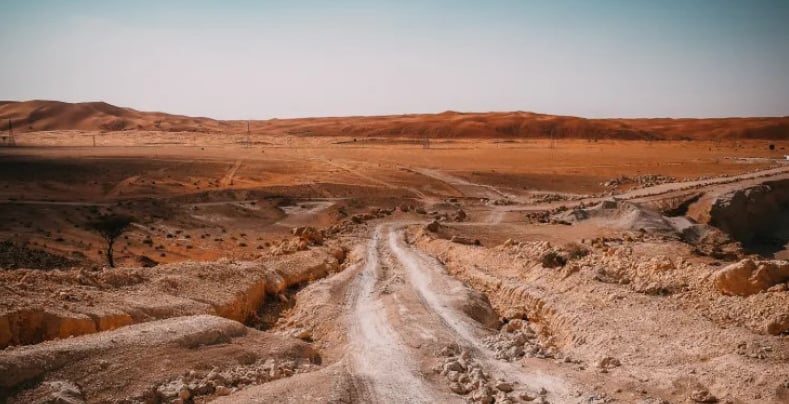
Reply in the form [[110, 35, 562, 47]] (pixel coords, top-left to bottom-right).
[[345, 227, 436, 403], [386, 224, 571, 400]]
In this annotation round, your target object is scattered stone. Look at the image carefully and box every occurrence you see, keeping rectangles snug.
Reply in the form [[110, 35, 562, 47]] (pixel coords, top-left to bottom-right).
[[449, 382, 468, 394], [519, 391, 536, 401], [425, 220, 441, 232], [540, 251, 566, 268], [596, 356, 621, 369], [439, 342, 461, 357], [484, 319, 552, 361], [38, 381, 86, 404], [495, 381, 513, 392], [444, 360, 465, 373], [291, 226, 323, 245], [689, 388, 718, 403]]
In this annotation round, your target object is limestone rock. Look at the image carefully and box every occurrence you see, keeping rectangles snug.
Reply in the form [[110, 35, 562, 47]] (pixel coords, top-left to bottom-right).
[[714, 259, 789, 296]]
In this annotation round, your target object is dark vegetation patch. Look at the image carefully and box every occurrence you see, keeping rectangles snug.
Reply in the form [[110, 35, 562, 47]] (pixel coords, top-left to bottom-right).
[[0, 240, 77, 270]]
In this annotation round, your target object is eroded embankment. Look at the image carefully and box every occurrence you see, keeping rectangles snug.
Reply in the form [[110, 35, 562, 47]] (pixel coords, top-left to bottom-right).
[[689, 178, 789, 255], [411, 228, 789, 403], [0, 246, 345, 347], [0, 315, 322, 403]]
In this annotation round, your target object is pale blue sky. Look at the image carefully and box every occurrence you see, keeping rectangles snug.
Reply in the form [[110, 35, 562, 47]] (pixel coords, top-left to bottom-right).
[[1, 0, 787, 119]]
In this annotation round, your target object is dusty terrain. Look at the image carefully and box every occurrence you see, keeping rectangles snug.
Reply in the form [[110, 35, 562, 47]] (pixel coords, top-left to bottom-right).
[[1, 104, 788, 403]]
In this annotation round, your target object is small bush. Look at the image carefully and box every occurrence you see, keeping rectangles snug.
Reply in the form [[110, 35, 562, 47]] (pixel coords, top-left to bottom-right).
[[541, 251, 566, 268]]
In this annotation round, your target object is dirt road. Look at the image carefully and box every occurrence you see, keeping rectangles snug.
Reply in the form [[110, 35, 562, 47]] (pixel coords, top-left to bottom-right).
[[338, 224, 574, 402], [345, 227, 440, 403]]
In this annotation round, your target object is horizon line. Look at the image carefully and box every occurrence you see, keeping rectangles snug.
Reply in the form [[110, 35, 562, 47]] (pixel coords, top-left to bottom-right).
[[3, 98, 788, 122]]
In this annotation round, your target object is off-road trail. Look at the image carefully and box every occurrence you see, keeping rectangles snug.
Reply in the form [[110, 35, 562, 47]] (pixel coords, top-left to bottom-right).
[[413, 168, 520, 201], [386, 225, 572, 397], [345, 228, 439, 403], [338, 224, 573, 402], [220, 159, 242, 187]]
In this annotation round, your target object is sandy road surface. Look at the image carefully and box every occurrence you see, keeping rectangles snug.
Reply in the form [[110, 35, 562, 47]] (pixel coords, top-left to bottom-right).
[[387, 224, 572, 397], [338, 224, 574, 402], [345, 227, 439, 403]]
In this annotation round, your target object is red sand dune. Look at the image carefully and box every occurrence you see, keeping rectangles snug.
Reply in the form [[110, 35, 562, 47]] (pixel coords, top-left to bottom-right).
[[0, 100, 231, 133], [0, 100, 787, 140]]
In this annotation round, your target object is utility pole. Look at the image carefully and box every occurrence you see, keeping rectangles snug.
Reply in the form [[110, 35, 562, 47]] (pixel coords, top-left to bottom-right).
[[7, 119, 15, 146], [549, 126, 555, 149], [246, 121, 251, 148], [92, 134, 96, 147], [423, 132, 430, 149]]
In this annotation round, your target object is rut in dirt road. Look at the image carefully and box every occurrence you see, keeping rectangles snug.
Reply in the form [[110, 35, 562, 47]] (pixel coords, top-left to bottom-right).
[[346, 223, 572, 402], [346, 228, 437, 404], [386, 224, 572, 399]]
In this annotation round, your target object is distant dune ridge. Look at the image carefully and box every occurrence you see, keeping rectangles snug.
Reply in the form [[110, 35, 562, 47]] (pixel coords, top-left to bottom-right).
[[0, 100, 787, 140], [0, 100, 231, 133]]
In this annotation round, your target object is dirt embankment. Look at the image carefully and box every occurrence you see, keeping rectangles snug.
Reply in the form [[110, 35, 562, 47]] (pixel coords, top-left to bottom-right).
[[412, 228, 789, 403], [0, 246, 345, 348], [688, 178, 789, 255], [0, 315, 321, 403]]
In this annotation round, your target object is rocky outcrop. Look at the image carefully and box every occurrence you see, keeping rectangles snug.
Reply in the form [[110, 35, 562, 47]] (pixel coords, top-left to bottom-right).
[[714, 259, 789, 297], [690, 179, 789, 252]]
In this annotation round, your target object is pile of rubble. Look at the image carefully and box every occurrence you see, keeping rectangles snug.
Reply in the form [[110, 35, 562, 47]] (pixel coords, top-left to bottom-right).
[[268, 226, 325, 255], [148, 358, 318, 403], [434, 343, 545, 403], [483, 319, 559, 362], [497, 238, 692, 295], [529, 193, 570, 203], [601, 174, 676, 190]]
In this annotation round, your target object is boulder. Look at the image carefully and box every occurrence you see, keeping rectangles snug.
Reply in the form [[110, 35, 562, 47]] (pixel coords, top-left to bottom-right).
[[596, 356, 621, 369], [713, 259, 789, 296], [425, 220, 440, 233], [291, 226, 323, 245]]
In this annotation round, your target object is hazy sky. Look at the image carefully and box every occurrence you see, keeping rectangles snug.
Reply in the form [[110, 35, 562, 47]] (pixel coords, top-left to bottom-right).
[[1, 0, 788, 119]]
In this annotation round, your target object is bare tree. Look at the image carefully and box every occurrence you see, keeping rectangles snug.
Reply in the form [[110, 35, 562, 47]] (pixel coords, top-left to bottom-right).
[[89, 214, 133, 267]]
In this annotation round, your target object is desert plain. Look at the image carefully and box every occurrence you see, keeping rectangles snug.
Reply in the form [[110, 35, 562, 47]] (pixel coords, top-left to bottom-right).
[[0, 101, 788, 403]]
